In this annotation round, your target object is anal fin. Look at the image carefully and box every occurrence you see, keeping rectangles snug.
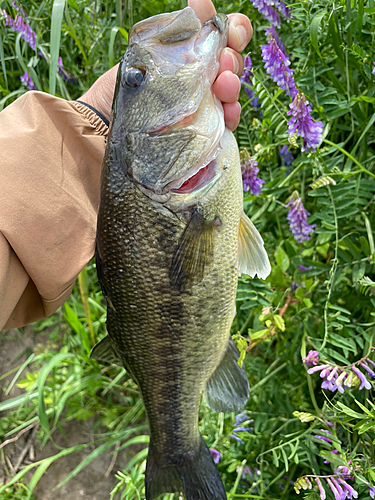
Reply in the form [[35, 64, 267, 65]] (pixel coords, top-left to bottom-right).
[[204, 336, 249, 413], [237, 212, 271, 280]]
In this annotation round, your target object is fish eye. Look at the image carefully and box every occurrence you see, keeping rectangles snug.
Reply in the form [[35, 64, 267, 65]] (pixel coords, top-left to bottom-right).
[[124, 67, 146, 88]]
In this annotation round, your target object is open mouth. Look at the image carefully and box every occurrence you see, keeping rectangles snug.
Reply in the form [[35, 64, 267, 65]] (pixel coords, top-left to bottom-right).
[[170, 159, 217, 194]]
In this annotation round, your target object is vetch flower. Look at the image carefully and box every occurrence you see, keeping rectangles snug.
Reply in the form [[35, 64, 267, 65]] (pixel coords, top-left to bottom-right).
[[250, 0, 281, 28], [210, 448, 222, 464], [2, 9, 36, 50], [279, 144, 294, 166], [261, 38, 297, 98], [337, 478, 358, 499], [287, 92, 324, 152], [265, 26, 288, 57], [368, 483, 375, 499], [20, 70, 36, 90], [372, 62, 375, 76], [326, 477, 343, 500], [316, 477, 326, 499], [230, 434, 244, 445], [360, 360, 375, 378], [241, 149, 265, 196], [286, 195, 316, 243], [298, 265, 313, 271], [240, 56, 260, 108], [351, 366, 371, 390], [302, 350, 319, 366]]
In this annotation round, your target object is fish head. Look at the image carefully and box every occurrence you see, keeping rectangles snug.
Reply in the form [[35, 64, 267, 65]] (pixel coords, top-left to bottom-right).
[[110, 7, 228, 197]]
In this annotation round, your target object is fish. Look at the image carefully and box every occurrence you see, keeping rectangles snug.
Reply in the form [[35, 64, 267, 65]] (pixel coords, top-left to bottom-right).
[[92, 7, 271, 500]]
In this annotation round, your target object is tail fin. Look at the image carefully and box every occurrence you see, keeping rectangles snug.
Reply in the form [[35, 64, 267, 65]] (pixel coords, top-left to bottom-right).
[[145, 434, 227, 500]]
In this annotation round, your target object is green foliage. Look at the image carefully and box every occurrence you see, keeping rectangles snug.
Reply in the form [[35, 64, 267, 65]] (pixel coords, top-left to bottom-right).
[[1, 0, 375, 499]]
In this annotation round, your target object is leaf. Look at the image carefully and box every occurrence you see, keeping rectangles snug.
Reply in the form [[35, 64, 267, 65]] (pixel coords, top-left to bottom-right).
[[310, 12, 325, 58], [336, 401, 365, 419], [275, 246, 290, 272], [50, 0, 67, 95]]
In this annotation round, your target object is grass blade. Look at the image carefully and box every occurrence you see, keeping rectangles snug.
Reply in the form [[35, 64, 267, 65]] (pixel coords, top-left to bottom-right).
[[50, 0, 66, 95], [0, 33, 7, 87]]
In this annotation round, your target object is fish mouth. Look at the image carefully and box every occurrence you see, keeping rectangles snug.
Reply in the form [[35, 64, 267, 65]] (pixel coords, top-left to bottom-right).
[[168, 159, 218, 195]]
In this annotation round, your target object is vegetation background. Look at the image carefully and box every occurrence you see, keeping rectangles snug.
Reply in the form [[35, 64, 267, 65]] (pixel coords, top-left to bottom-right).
[[0, 0, 375, 499]]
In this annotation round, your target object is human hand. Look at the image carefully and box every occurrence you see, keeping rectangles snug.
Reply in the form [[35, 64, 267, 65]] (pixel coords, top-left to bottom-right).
[[80, 0, 252, 131]]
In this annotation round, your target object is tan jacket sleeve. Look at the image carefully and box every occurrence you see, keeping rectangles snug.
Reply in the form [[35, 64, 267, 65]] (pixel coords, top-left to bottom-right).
[[0, 91, 108, 330]]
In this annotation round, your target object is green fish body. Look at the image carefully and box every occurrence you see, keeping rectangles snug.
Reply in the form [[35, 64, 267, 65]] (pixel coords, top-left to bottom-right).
[[94, 8, 270, 500]]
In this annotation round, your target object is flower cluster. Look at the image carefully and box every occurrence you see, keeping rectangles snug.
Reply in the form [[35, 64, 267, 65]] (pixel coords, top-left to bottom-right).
[[261, 38, 297, 99], [288, 92, 324, 152], [250, 0, 281, 28], [240, 56, 260, 109], [240, 149, 265, 196], [304, 349, 375, 393], [20, 70, 36, 90], [2, 7, 36, 50], [265, 26, 287, 57], [230, 411, 253, 445], [286, 195, 316, 243], [294, 473, 359, 499]]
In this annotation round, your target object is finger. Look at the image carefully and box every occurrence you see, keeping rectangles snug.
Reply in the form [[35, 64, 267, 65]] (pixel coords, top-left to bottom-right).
[[223, 102, 241, 131], [218, 48, 244, 77], [227, 13, 253, 53], [188, 0, 216, 23], [213, 71, 241, 103]]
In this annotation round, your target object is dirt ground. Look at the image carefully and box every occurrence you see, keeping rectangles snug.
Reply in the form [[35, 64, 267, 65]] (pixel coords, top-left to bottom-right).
[[0, 327, 130, 499]]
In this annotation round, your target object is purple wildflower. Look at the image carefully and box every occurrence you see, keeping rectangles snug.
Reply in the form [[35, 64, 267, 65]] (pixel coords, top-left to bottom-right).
[[299, 265, 313, 271], [351, 366, 371, 390], [210, 448, 222, 464], [302, 350, 320, 367], [235, 411, 248, 425], [314, 433, 333, 444], [261, 38, 297, 98], [230, 434, 244, 445], [240, 56, 260, 108], [287, 92, 324, 152], [250, 0, 281, 27], [326, 477, 343, 500], [287, 196, 316, 243], [241, 149, 265, 196], [360, 361, 375, 378], [233, 426, 253, 432], [275, 0, 292, 20], [307, 364, 331, 374], [372, 62, 375, 76], [290, 281, 299, 293], [316, 478, 326, 500], [279, 144, 294, 166], [369, 484, 375, 499], [20, 70, 36, 90], [337, 478, 358, 499], [241, 465, 260, 480], [265, 26, 288, 57], [2, 10, 36, 50]]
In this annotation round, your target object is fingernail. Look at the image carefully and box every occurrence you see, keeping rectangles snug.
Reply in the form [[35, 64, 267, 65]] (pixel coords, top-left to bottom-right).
[[231, 52, 239, 75], [236, 25, 248, 51]]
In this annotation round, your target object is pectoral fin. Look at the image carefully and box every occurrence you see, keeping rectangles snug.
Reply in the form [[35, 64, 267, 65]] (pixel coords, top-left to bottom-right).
[[90, 336, 122, 365], [204, 336, 249, 413], [169, 209, 218, 291], [237, 212, 271, 280]]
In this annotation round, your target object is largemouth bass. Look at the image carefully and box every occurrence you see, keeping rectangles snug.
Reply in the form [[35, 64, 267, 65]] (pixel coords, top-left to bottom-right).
[[93, 7, 271, 500]]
